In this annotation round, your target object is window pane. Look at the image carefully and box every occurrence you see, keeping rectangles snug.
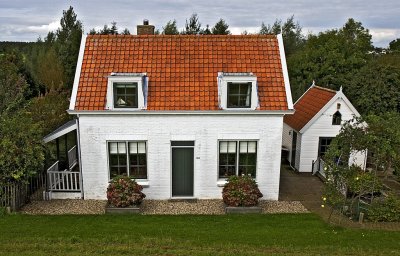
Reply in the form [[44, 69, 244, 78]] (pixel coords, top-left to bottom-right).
[[138, 142, 146, 153], [138, 154, 147, 165], [109, 142, 118, 154], [228, 141, 237, 153], [228, 83, 240, 94], [110, 154, 119, 165], [239, 142, 248, 153], [219, 166, 236, 178], [220, 141, 228, 153], [219, 153, 228, 165], [227, 153, 236, 165], [129, 142, 138, 154], [118, 142, 126, 154], [248, 142, 257, 153]]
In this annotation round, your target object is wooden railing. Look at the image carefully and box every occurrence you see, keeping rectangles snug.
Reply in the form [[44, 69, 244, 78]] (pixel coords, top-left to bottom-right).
[[68, 146, 77, 170], [47, 170, 80, 191], [47, 159, 80, 192], [312, 157, 326, 178]]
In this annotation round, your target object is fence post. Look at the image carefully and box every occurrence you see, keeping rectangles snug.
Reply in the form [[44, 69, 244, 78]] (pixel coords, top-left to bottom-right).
[[11, 183, 16, 212]]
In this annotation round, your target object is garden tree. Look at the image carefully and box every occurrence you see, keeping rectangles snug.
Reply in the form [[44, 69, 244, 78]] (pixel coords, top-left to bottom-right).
[[122, 28, 130, 35], [28, 90, 70, 135], [36, 47, 65, 92], [288, 18, 373, 100], [162, 20, 179, 35], [0, 111, 44, 184], [322, 113, 400, 217], [55, 6, 83, 89], [259, 16, 304, 56], [212, 19, 230, 35], [345, 61, 400, 115], [182, 13, 201, 35], [0, 54, 28, 115], [202, 24, 211, 35], [389, 38, 400, 52]]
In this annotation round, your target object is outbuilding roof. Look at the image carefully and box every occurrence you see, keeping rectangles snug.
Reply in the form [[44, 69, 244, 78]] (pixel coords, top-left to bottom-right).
[[284, 85, 336, 131], [71, 34, 292, 111]]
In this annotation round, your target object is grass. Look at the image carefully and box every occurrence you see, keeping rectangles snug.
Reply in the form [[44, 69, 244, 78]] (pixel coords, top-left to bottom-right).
[[0, 213, 399, 255]]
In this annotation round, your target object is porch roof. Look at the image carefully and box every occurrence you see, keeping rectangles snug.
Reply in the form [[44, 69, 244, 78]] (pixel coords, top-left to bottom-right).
[[43, 119, 77, 143]]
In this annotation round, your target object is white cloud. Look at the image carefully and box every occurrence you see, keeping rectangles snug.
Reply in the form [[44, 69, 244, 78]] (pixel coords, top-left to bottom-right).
[[370, 28, 400, 47], [25, 20, 60, 33]]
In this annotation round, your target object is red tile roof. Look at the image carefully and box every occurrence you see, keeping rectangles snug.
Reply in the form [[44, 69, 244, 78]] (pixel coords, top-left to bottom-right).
[[284, 86, 336, 131], [74, 35, 289, 111]]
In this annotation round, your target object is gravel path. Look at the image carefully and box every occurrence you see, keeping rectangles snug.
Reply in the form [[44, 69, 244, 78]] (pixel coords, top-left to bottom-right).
[[21, 199, 308, 215]]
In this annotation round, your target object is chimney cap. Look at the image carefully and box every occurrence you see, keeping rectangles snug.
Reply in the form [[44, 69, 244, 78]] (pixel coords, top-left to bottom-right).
[[143, 19, 149, 25]]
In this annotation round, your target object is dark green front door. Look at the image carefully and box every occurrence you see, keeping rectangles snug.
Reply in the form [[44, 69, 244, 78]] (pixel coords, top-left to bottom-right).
[[172, 147, 194, 197]]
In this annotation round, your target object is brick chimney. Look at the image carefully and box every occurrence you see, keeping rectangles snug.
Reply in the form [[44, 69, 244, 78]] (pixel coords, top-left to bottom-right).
[[137, 19, 155, 35]]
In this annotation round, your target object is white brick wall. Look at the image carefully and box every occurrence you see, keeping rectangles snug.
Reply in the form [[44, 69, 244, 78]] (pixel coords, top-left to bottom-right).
[[77, 114, 284, 200]]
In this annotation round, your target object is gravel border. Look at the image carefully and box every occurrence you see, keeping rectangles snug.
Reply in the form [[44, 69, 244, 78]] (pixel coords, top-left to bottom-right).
[[21, 199, 308, 215]]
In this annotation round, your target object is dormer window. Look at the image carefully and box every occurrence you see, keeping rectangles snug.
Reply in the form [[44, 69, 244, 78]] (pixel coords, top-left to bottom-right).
[[217, 72, 258, 110], [332, 111, 342, 125], [114, 83, 138, 108], [227, 82, 252, 108], [106, 73, 147, 110]]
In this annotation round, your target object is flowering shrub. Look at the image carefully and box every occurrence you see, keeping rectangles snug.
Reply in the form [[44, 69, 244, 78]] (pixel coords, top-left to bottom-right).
[[222, 175, 263, 207], [107, 176, 146, 207], [367, 194, 400, 222]]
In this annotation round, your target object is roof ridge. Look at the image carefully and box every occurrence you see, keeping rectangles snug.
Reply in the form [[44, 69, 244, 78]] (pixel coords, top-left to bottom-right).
[[313, 85, 337, 94]]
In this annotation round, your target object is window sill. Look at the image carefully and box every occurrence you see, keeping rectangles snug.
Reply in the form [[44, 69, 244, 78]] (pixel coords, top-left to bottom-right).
[[217, 180, 227, 187], [137, 181, 149, 188]]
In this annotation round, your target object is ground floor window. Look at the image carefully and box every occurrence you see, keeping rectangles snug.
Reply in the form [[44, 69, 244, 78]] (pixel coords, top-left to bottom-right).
[[318, 137, 333, 158], [219, 141, 257, 178], [108, 141, 147, 179]]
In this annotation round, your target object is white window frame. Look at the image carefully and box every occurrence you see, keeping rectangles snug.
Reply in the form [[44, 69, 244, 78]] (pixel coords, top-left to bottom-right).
[[106, 75, 146, 110], [218, 140, 258, 180], [107, 141, 148, 181], [219, 75, 258, 110]]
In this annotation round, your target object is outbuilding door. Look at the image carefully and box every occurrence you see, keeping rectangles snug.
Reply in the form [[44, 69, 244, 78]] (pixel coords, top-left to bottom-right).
[[171, 141, 194, 197]]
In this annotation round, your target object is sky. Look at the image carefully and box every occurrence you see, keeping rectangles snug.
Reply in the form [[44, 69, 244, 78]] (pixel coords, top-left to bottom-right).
[[0, 0, 399, 47]]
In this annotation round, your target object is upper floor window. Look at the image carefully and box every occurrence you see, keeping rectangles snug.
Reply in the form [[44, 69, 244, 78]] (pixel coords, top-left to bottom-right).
[[217, 72, 258, 110], [114, 83, 138, 108], [227, 82, 252, 108], [106, 73, 147, 110], [332, 111, 342, 125]]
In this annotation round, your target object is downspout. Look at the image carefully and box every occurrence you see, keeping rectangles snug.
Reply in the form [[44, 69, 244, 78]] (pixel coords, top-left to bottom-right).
[[76, 115, 84, 199]]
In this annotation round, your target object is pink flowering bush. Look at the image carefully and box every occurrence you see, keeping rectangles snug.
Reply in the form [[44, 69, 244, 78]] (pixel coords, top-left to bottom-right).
[[222, 175, 263, 207], [107, 176, 146, 207]]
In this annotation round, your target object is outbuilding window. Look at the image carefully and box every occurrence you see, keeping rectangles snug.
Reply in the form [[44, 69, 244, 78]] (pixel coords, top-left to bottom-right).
[[332, 111, 342, 125]]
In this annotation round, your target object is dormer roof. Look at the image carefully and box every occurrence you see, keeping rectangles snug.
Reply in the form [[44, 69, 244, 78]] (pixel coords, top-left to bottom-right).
[[70, 34, 293, 111]]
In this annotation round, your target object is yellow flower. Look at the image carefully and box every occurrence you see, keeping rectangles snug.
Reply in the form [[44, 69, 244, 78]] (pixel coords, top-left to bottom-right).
[[321, 204, 325, 208], [356, 177, 359, 181], [323, 197, 327, 201]]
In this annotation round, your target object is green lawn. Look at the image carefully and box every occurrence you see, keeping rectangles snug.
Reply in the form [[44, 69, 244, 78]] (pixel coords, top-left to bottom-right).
[[0, 213, 399, 255]]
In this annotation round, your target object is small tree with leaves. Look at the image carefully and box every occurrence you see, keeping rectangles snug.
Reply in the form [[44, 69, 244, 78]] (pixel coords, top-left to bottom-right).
[[212, 19, 230, 35], [182, 13, 201, 35], [162, 20, 179, 35]]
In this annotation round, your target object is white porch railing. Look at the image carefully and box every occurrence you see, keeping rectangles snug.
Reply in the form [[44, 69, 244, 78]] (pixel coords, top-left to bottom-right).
[[47, 170, 80, 192], [68, 145, 78, 170], [312, 157, 326, 178]]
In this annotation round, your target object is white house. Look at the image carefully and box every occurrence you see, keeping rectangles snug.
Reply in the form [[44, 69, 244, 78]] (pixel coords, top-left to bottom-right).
[[47, 22, 294, 200], [282, 84, 366, 173]]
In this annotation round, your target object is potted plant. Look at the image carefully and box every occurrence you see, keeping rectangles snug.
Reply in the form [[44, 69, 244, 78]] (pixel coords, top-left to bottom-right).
[[105, 176, 146, 214], [222, 175, 263, 213]]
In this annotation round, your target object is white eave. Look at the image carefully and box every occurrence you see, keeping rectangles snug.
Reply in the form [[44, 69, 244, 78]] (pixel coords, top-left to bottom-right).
[[277, 34, 294, 111], [69, 34, 87, 111], [68, 110, 295, 116], [43, 119, 77, 143]]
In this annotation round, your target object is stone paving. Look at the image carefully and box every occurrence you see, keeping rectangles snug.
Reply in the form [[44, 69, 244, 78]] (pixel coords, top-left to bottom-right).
[[279, 164, 400, 231]]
